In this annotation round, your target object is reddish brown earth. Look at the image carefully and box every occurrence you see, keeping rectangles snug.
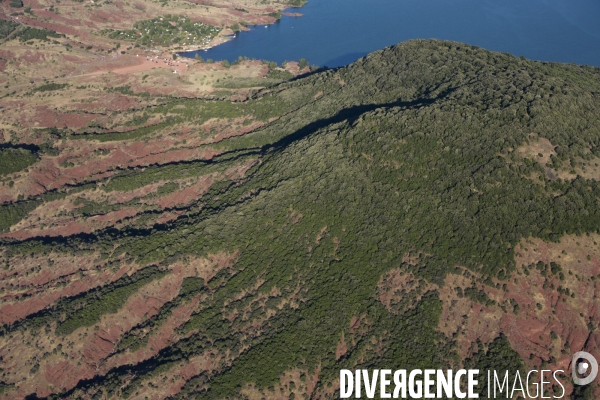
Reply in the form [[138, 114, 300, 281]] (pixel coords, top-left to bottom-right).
[[1, 157, 258, 241], [0, 252, 140, 325], [0, 252, 237, 399], [0, 21, 297, 395], [0, 244, 317, 399], [241, 367, 325, 400], [378, 235, 600, 397], [284, 61, 310, 76], [0, 131, 231, 203], [377, 268, 432, 313], [0, 0, 302, 97]]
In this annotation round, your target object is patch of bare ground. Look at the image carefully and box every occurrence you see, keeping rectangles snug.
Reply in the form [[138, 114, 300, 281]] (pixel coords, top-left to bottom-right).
[[1, 207, 140, 240], [0, 252, 137, 325], [518, 133, 600, 180], [0, 158, 257, 240], [0, 0, 295, 104], [377, 268, 435, 314], [0, 51, 272, 143], [0, 119, 263, 204], [108, 265, 309, 398], [128, 352, 223, 400], [0, 252, 237, 399], [240, 366, 323, 400], [372, 237, 600, 397], [284, 60, 310, 77], [435, 234, 600, 398]]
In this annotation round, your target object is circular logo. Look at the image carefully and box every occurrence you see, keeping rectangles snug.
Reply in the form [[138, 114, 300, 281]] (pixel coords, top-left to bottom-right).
[[572, 351, 598, 386]]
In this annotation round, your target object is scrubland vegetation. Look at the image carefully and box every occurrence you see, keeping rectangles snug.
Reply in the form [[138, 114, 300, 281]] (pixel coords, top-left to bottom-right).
[[15, 26, 62, 42], [102, 15, 219, 47], [0, 19, 18, 38]]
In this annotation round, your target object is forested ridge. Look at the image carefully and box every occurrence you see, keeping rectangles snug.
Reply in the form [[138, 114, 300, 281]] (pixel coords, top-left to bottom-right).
[[1, 39, 600, 399]]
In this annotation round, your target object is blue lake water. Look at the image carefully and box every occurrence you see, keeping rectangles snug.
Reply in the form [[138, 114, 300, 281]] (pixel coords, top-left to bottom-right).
[[181, 0, 600, 67]]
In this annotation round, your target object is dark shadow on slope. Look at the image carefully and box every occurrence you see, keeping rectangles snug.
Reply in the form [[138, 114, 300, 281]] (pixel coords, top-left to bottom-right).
[[0, 142, 41, 152], [266, 97, 434, 151], [214, 84, 459, 164], [261, 85, 458, 154]]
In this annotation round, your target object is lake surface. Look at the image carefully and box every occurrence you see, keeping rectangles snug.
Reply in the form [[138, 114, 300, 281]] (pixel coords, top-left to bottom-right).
[[181, 0, 600, 68]]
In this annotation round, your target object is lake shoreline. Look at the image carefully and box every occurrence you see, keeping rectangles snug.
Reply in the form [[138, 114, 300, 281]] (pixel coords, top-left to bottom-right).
[[179, 0, 600, 68], [178, 4, 308, 61]]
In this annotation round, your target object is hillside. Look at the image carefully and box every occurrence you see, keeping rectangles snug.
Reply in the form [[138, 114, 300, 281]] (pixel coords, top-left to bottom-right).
[[0, 0, 307, 128], [1, 40, 600, 399]]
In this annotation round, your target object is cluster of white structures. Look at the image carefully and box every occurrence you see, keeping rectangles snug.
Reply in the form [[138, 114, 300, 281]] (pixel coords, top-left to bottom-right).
[[145, 55, 189, 74], [110, 18, 220, 48]]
